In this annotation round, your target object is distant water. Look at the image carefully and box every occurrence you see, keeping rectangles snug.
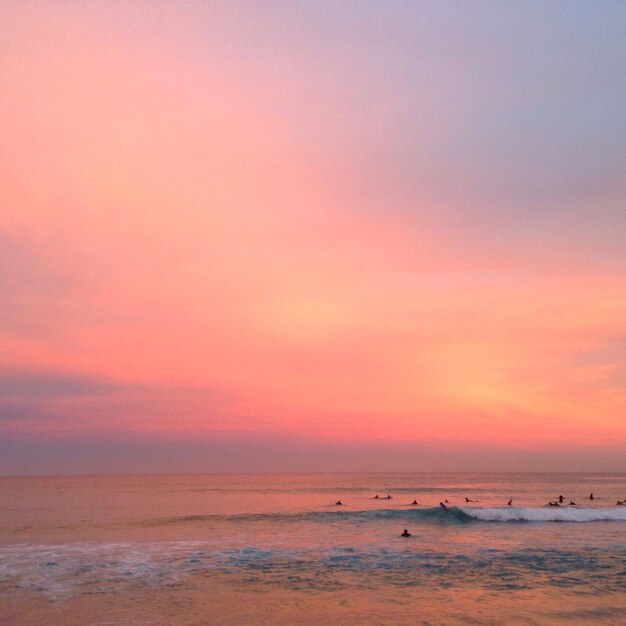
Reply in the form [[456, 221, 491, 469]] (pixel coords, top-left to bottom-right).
[[1, 473, 625, 625]]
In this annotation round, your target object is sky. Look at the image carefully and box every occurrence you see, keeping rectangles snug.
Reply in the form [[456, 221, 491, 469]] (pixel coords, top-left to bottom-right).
[[1, 1, 625, 474]]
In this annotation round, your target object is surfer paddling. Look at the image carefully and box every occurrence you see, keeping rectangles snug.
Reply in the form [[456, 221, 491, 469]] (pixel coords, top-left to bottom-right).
[[401, 529, 411, 537]]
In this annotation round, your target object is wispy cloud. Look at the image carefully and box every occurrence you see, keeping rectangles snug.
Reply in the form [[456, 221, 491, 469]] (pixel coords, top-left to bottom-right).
[[1, 1, 625, 472]]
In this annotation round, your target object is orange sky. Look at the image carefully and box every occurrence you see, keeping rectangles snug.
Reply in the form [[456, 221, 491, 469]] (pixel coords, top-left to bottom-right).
[[1, 2, 625, 472]]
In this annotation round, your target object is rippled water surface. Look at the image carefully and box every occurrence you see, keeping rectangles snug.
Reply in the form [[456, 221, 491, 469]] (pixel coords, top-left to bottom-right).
[[1, 473, 625, 624]]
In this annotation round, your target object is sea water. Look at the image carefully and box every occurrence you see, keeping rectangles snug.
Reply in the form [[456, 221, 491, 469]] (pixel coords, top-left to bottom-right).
[[1, 473, 625, 624]]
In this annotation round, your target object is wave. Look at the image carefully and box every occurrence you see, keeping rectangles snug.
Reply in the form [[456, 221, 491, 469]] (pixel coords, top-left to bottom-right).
[[3, 542, 625, 597], [144, 508, 465, 526], [147, 506, 626, 527], [460, 506, 626, 523], [282, 506, 471, 522]]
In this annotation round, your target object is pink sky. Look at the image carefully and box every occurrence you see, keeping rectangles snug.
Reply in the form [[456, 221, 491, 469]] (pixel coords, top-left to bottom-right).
[[1, 2, 625, 473]]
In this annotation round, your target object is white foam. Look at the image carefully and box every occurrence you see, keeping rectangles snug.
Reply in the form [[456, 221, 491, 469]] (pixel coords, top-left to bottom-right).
[[460, 506, 626, 522]]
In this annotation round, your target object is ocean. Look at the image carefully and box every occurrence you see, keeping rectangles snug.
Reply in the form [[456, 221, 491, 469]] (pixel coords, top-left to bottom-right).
[[1, 472, 625, 625]]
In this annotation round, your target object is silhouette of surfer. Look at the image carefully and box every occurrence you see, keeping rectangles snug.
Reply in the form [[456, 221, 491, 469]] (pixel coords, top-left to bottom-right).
[[589, 493, 594, 500], [439, 501, 448, 511], [374, 494, 379, 499], [569, 501, 577, 506], [507, 499, 512, 506], [335, 500, 342, 506], [386, 494, 392, 499], [411, 500, 418, 505], [401, 529, 411, 537], [558, 495, 564, 503]]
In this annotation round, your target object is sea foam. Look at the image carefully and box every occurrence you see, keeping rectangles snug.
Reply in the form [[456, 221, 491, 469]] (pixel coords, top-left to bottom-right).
[[459, 506, 626, 522]]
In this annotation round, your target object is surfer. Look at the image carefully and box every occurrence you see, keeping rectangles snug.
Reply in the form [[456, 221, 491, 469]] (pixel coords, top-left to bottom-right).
[[589, 493, 594, 500], [374, 495, 379, 499], [439, 501, 448, 511], [569, 501, 577, 506], [386, 494, 392, 499], [411, 500, 418, 505], [558, 495, 564, 503], [335, 500, 343, 506], [401, 529, 411, 537], [507, 499, 512, 506]]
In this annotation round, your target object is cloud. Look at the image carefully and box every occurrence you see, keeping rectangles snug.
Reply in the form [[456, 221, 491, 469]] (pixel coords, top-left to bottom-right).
[[0, 402, 61, 422], [570, 336, 626, 390], [0, 370, 112, 397], [0, 229, 95, 340], [1, 429, 624, 475], [1, 2, 625, 472], [0, 367, 224, 431]]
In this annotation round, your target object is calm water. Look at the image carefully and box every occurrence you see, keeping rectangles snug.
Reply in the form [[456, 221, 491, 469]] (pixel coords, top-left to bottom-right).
[[1, 473, 625, 625]]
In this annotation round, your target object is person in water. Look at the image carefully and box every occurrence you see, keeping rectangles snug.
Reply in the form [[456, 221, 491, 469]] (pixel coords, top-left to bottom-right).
[[558, 495, 564, 503], [386, 494, 392, 499], [589, 493, 594, 500], [569, 501, 577, 506], [507, 499, 512, 506], [439, 501, 448, 510], [335, 500, 342, 506], [374, 495, 379, 499], [401, 529, 411, 537], [411, 500, 418, 505]]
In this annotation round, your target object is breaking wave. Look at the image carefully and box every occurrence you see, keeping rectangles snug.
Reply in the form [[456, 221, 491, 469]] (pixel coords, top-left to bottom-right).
[[460, 506, 626, 523], [147, 506, 626, 527]]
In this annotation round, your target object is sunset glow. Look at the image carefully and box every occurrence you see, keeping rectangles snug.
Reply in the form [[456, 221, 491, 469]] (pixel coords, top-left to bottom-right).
[[2, 1, 625, 473]]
